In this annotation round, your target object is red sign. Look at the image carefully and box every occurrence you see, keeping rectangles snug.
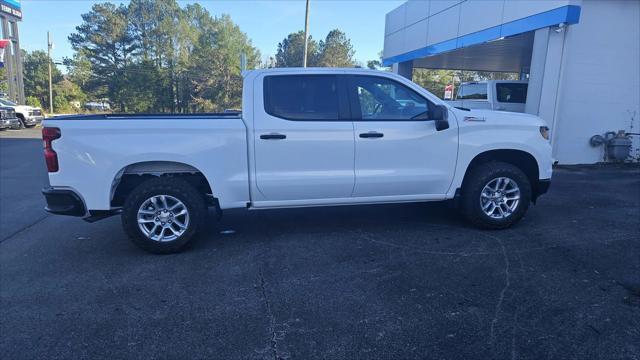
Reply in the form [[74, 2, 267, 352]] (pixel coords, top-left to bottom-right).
[[444, 84, 454, 100]]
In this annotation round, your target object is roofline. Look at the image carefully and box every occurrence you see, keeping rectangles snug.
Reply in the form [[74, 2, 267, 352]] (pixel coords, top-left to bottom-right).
[[248, 67, 379, 72], [245, 67, 391, 76]]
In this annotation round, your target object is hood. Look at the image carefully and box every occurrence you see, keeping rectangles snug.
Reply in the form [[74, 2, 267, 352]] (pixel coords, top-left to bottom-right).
[[14, 105, 37, 112]]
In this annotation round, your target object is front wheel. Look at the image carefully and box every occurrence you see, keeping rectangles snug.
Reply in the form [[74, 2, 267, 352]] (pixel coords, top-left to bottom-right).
[[16, 115, 26, 129], [460, 162, 531, 229], [122, 177, 207, 254]]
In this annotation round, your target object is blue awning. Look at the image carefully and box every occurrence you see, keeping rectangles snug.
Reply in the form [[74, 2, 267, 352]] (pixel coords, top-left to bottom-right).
[[383, 5, 580, 66]]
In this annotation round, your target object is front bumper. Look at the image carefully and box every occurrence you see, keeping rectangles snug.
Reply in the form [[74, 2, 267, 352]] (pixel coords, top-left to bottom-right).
[[42, 187, 87, 216], [533, 179, 551, 202], [1, 118, 21, 129], [24, 115, 44, 126]]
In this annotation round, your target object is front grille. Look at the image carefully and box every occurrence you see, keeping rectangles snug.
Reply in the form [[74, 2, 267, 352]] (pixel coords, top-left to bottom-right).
[[1, 110, 16, 119], [30, 109, 42, 116]]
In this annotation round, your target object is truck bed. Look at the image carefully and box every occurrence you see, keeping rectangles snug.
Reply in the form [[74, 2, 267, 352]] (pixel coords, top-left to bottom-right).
[[51, 112, 242, 121], [43, 114, 250, 211]]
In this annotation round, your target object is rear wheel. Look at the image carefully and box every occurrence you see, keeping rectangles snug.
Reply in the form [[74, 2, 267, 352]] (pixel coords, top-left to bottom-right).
[[460, 161, 531, 229], [122, 177, 207, 254]]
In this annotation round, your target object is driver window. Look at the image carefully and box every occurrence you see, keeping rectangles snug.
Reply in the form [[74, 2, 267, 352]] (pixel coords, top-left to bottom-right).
[[353, 76, 429, 120]]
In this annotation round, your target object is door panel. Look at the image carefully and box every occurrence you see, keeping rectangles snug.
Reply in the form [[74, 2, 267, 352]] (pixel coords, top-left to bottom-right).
[[348, 75, 458, 197], [353, 121, 457, 196], [253, 74, 355, 201]]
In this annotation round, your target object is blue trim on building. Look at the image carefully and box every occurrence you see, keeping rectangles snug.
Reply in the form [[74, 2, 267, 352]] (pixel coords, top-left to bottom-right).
[[383, 5, 581, 66], [2, 0, 21, 10]]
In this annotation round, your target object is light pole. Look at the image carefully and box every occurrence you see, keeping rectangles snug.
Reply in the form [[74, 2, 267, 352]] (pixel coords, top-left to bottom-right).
[[47, 31, 53, 114], [302, 0, 310, 67]]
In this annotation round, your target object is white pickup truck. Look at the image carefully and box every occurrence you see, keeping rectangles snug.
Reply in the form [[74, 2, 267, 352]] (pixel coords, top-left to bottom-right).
[[0, 98, 45, 127], [445, 80, 528, 113], [42, 68, 551, 253]]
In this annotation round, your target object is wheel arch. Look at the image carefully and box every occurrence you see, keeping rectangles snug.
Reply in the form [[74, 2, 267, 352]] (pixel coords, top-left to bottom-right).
[[110, 161, 215, 208], [460, 149, 544, 202]]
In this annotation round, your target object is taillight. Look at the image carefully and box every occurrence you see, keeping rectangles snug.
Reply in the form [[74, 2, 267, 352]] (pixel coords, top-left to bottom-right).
[[42, 127, 61, 172]]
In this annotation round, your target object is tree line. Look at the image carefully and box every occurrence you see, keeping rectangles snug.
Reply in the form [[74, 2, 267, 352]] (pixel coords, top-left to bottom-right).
[[18, 0, 516, 113], [20, 0, 357, 113]]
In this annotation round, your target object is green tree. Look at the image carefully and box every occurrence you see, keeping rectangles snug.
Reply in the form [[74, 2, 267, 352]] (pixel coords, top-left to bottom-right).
[[0, 68, 8, 94], [53, 78, 87, 113], [69, 2, 137, 111], [412, 69, 456, 99], [128, 0, 184, 112], [64, 50, 93, 90], [186, 6, 260, 111], [317, 29, 355, 67], [22, 50, 63, 109], [275, 31, 318, 67], [366, 51, 389, 71], [25, 96, 42, 108], [275, 29, 357, 68], [68, 1, 260, 113]]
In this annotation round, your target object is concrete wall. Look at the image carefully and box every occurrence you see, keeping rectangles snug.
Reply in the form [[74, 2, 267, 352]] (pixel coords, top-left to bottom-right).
[[552, 0, 640, 163]]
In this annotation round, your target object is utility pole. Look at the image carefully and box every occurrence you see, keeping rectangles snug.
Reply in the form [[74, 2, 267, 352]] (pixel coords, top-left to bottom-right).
[[47, 31, 53, 114], [302, 0, 310, 67]]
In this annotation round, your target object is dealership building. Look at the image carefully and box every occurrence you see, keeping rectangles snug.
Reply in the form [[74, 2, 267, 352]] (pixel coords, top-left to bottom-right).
[[383, 0, 639, 164]]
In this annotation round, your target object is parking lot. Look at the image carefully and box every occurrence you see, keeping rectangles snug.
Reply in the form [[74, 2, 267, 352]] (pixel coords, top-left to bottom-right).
[[1, 133, 639, 359]]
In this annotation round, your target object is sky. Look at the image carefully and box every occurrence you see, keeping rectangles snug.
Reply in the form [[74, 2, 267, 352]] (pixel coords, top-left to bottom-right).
[[17, 0, 404, 70]]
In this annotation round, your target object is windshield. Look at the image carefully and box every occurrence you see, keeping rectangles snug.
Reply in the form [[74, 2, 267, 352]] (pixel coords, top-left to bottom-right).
[[0, 99, 17, 106]]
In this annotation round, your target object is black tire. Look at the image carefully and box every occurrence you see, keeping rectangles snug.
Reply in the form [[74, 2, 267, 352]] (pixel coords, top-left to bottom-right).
[[16, 115, 26, 129], [122, 177, 207, 254], [460, 161, 531, 229]]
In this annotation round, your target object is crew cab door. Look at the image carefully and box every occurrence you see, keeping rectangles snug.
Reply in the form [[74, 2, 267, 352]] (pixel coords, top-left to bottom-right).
[[347, 75, 457, 197], [252, 73, 355, 202]]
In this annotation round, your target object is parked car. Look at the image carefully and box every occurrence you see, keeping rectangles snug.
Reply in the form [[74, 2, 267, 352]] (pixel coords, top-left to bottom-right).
[[0, 98, 45, 128], [0, 106, 21, 130], [41, 68, 552, 254], [85, 101, 111, 111], [445, 80, 528, 113]]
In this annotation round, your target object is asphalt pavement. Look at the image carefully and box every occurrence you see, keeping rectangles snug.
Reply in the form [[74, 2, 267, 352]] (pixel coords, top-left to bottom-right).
[[1, 135, 639, 359]]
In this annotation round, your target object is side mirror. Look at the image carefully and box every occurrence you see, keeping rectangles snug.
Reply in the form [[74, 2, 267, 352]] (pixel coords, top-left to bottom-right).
[[431, 104, 450, 131]]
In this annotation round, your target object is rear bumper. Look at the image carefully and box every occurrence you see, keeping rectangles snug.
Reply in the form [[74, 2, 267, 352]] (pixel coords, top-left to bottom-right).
[[42, 187, 87, 216]]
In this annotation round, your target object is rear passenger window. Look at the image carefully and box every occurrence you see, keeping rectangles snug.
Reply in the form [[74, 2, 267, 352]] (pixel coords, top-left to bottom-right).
[[496, 83, 528, 103], [264, 75, 339, 120], [456, 83, 487, 100]]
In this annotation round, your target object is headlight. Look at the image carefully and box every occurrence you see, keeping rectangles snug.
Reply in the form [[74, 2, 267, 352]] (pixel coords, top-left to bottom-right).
[[540, 126, 550, 140]]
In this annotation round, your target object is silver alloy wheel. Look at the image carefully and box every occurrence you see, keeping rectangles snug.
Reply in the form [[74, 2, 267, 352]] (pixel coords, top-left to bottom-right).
[[480, 177, 520, 219], [137, 195, 190, 242]]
